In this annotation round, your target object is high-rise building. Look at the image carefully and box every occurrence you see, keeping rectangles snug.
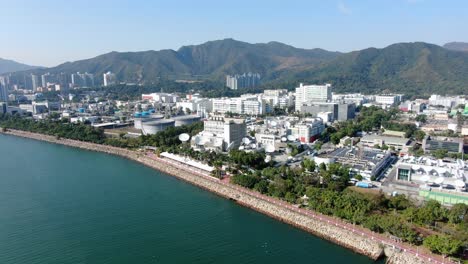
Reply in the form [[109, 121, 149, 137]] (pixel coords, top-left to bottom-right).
[[226, 73, 261, 90], [72, 72, 95, 87], [103, 72, 116, 86], [0, 82, 8, 103], [31, 74, 40, 91], [41, 73, 54, 87], [295, 83, 332, 112], [226, 75, 238, 90]]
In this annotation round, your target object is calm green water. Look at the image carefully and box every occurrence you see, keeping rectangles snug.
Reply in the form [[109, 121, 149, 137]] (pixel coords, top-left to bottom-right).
[[0, 134, 379, 264]]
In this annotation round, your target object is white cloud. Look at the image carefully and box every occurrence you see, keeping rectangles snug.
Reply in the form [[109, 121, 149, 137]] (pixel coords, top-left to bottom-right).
[[337, 1, 352, 15]]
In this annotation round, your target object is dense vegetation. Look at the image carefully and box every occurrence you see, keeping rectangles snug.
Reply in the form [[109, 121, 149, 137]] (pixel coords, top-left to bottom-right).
[[230, 159, 467, 258], [0, 113, 106, 143]]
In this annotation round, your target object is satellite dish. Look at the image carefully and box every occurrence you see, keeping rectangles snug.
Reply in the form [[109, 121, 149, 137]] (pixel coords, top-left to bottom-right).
[[239, 146, 245, 150], [265, 144, 275, 153], [412, 165, 420, 171], [242, 137, 251, 145], [178, 133, 190, 142], [284, 121, 291, 128], [281, 137, 287, 142], [270, 121, 277, 127], [420, 175, 430, 182], [287, 135, 296, 142], [454, 180, 466, 188], [264, 155, 272, 163], [250, 143, 257, 149], [434, 177, 445, 185]]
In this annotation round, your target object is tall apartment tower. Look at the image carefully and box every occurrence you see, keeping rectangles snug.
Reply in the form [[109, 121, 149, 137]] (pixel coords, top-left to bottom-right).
[[295, 83, 332, 112], [31, 74, 40, 92], [103, 72, 116, 86]]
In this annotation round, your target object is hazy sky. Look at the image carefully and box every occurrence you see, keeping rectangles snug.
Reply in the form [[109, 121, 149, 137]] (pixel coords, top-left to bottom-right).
[[1, 0, 467, 67]]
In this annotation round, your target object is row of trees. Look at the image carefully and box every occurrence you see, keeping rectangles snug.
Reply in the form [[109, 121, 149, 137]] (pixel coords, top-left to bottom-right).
[[0, 114, 106, 143]]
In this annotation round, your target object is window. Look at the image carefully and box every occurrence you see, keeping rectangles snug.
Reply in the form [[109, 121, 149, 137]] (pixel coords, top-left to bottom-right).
[[397, 168, 410, 181]]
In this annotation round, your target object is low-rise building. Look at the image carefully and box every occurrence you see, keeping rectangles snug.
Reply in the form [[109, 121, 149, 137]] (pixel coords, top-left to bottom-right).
[[422, 136, 465, 154], [318, 147, 393, 180], [360, 134, 411, 152], [395, 155, 467, 192]]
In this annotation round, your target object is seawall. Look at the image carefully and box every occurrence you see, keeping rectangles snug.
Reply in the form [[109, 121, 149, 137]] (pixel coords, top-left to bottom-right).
[[1, 129, 451, 264]]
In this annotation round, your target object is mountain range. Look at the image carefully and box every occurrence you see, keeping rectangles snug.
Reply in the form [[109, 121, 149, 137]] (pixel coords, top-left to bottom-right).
[[7, 39, 468, 95], [0, 58, 40, 75]]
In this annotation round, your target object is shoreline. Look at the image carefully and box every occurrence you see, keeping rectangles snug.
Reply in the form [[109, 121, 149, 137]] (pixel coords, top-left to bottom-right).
[[1, 129, 452, 264]]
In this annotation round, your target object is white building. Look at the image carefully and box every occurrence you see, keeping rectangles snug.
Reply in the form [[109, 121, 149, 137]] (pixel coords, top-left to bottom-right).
[[176, 98, 212, 117], [289, 118, 325, 143], [142, 93, 180, 104], [295, 83, 332, 112], [192, 115, 246, 152], [396, 156, 467, 192], [212, 96, 265, 115], [103, 72, 117, 87], [428, 94, 466, 109], [375, 94, 403, 106]]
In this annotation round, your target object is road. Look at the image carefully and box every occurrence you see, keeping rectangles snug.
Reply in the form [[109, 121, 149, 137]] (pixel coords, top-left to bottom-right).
[[146, 152, 455, 264]]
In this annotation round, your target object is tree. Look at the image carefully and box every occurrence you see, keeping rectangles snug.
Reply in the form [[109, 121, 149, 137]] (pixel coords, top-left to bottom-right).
[[423, 235, 463, 257], [415, 115, 427, 123], [414, 130, 426, 141], [447, 203, 468, 224], [432, 149, 448, 159]]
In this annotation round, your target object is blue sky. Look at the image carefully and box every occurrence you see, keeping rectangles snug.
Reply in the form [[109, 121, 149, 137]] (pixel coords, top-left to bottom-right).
[[1, 0, 467, 67]]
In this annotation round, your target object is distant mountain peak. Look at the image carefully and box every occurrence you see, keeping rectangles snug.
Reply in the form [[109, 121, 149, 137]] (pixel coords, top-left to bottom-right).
[[0, 58, 41, 74], [443, 42, 468, 52]]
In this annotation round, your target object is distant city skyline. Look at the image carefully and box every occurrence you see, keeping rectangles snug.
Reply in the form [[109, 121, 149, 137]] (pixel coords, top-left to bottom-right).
[[2, 0, 467, 67]]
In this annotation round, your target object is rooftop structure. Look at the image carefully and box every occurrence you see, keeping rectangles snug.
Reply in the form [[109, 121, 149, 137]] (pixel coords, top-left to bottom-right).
[[360, 134, 411, 152], [422, 136, 466, 154], [395, 155, 467, 192], [318, 147, 393, 180]]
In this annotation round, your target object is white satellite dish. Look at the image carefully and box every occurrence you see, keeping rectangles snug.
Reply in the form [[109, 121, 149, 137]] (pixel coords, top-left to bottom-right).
[[178, 133, 190, 142], [265, 144, 275, 153], [284, 121, 291, 128], [264, 155, 272, 163], [281, 137, 287, 142], [250, 143, 257, 149], [242, 137, 251, 145], [287, 135, 296, 142], [434, 177, 445, 185], [420, 175, 430, 182], [454, 180, 466, 188], [270, 121, 277, 127], [239, 146, 245, 150]]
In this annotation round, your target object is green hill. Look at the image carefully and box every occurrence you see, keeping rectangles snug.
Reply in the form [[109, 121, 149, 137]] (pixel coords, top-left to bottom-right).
[[41, 39, 340, 83], [0, 58, 40, 74], [290, 42, 468, 95]]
